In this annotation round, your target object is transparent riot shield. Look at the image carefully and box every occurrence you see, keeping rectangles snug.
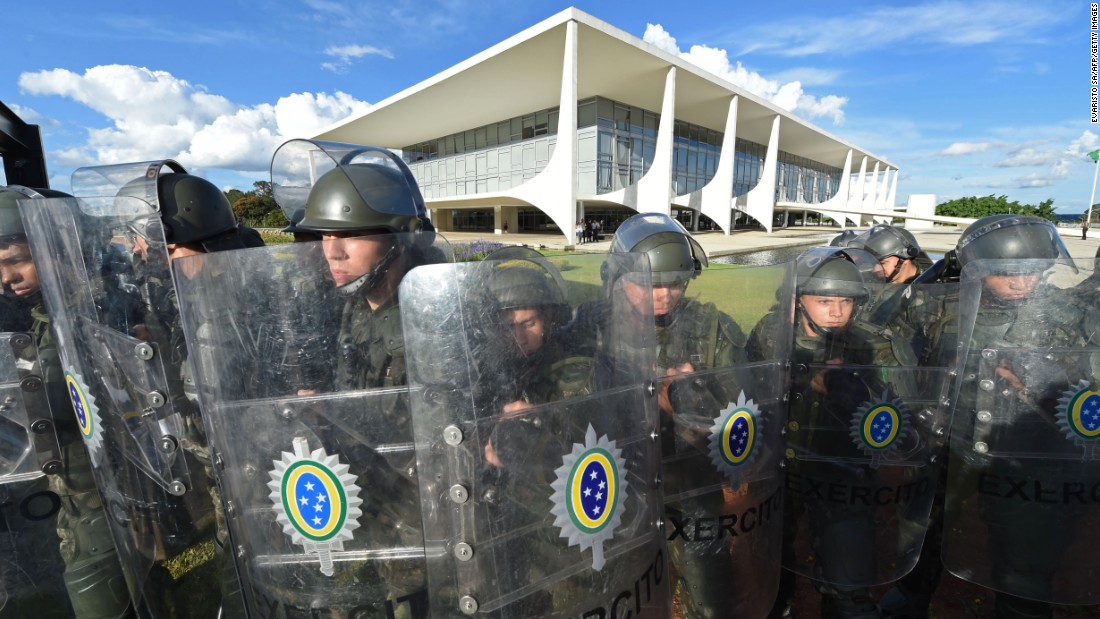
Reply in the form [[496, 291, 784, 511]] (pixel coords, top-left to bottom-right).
[[0, 331, 73, 618], [401, 252, 671, 618], [173, 233, 453, 618], [943, 257, 1100, 605], [782, 281, 954, 588], [22, 191, 227, 617], [653, 263, 791, 619]]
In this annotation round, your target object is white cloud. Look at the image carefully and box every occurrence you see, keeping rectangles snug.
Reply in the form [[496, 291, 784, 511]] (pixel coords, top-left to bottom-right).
[[738, 1, 1064, 57], [322, 43, 394, 73], [643, 24, 847, 124], [996, 147, 1057, 167], [939, 142, 993, 156], [18, 64, 371, 173]]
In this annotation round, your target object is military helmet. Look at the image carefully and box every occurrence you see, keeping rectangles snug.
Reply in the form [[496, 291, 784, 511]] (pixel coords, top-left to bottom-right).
[[116, 165, 246, 252], [609, 213, 707, 285], [956, 214, 1072, 272], [0, 186, 71, 240], [156, 173, 240, 246], [829, 229, 861, 247], [795, 248, 870, 301], [852, 224, 921, 261], [483, 247, 570, 325], [297, 164, 427, 235]]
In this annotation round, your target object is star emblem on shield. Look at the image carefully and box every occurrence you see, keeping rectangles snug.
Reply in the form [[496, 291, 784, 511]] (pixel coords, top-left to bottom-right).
[[707, 391, 763, 488], [268, 437, 363, 575], [1056, 380, 1100, 460], [65, 369, 104, 462], [550, 424, 628, 571], [850, 389, 909, 468]]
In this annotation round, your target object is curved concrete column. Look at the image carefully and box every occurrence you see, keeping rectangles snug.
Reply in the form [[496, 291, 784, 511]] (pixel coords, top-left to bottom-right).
[[511, 19, 579, 243], [696, 95, 738, 234], [745, 114, 780, 233], [850, 156, 868, 227], [886, 168, 899, 219], [863, 161, 880, 226], [807, 148, 853, 227], [636, 66, 676, 215]]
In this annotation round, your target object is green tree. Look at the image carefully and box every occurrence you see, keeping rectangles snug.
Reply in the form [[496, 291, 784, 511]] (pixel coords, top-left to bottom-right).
[[935, 194, 1057, 223], [225, 180, 286, 228]]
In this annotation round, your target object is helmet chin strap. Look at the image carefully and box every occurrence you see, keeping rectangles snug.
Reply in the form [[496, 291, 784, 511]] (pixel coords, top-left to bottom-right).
[[337, 242, 401, 297], [885, 258, 908, 283]]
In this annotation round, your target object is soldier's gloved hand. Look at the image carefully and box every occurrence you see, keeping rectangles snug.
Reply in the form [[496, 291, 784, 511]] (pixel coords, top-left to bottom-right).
[[658, 362, 694, 415], [810, 358, 843, 394]]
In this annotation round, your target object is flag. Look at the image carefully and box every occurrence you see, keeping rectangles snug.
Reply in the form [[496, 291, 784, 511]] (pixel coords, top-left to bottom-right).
[[1089, 149, 1100, 163]]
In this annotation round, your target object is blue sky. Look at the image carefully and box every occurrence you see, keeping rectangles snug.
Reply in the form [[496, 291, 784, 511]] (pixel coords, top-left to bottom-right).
[[2, 0, 1093, 212]]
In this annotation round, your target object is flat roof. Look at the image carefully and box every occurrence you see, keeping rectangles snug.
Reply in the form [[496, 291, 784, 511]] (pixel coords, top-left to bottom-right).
[[316, 7, 893, 171]]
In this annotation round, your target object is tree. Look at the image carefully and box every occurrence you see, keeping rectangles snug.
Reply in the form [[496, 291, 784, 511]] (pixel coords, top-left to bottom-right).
[[935, 194, 1057, 223], [225, 181, 287, 228]]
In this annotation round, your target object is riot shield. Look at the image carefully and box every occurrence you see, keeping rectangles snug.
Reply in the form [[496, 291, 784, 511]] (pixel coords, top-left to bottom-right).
[[21, 188, 227, 617], [782, 281, 954, 588], [0, 331, 73, 618], [942, 257, 1100, 605], [653, 263, 790, 619], [173, 233, 453, 617], [401, 252, 671, 618]]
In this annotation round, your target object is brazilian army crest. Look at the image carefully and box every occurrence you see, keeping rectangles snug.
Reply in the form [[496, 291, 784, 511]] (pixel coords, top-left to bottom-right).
[[708, 391, 762, 487], [1057, 380, 1100, 459], [268, 437, 363, 575], [850, 389, 909, 468], [550, 424, 628, 570], [65, 369, 103, 460]]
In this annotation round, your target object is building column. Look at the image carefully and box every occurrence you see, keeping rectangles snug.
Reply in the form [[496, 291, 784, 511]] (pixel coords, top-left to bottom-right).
[[812, 149, 853, 227], [700, 95, 738, 235], [494, 205, 503, 235], [745, 115, 780, 233], [511, 18, 579, 244], [863, 161, 880, 226], [886, 168, 899, 219], [637, 66, 677, 215], [850, 156, 868, 225]]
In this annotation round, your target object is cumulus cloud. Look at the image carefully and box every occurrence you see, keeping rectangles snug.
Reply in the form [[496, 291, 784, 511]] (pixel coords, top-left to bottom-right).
[[322, 44, 395, 73], [1008, 130, 1100, 189], [939, 142, 993, 156], [643, 24, 847, 125], [18, 64, 371, 173], [996, 147, 1057, 167]]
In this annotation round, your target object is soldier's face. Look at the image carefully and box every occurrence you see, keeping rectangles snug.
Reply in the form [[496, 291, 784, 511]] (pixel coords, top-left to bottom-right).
[[621, 278, 685, 317], [504, 307, 547, 356], [0, 242, 39, 298], [799, 294, 854, 333], [880, 256, 918, 283], [982, 273, 1040, 302], [321, 231, 394, 286]]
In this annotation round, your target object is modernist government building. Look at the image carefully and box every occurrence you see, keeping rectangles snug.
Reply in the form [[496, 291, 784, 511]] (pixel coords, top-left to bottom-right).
[[316, 8, 900, 244]]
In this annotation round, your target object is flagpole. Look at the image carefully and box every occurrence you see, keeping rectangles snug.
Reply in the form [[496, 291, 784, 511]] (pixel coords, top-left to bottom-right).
[[1090, 156, 1100, 229]]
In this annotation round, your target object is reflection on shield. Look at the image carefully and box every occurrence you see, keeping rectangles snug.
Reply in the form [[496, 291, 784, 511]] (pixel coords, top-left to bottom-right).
[[401, 252, 671, 617]]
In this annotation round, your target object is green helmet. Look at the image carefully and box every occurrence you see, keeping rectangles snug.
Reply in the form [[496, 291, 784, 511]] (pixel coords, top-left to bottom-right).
[[829, 229, 860, 247], [117, 165, 247, 252], [609, 213, 707, 285], [483, 247, 569, 324], [795, 248, 870, 301], [851, 224, 921, 261], [0, 186, 71, 240], [297, 164, 431, 238], [956, 214, 1072, 273]]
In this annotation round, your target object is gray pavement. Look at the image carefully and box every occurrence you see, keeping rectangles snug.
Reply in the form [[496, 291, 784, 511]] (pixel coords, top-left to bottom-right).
[[441, 224, 1100, 260]]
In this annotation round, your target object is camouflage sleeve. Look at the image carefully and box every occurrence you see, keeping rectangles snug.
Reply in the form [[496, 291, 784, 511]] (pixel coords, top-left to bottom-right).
[[713, 310, 748, 369]]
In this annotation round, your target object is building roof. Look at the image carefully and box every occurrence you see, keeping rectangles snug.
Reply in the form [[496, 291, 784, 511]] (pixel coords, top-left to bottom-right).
[[315, 7, 893, 171]]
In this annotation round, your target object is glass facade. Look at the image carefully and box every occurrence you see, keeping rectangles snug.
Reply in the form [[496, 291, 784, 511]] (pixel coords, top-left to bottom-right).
[[402, 96, 845, 217]]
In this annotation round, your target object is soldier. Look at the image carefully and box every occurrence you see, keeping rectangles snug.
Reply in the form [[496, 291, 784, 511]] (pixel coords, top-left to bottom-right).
[[21, 162, 250, 618], [173, 141, 448, 618], [757, 247, 940, 619], [587, 213, 788, 618], [0, 187, 132, 618], [847, 224, 932, 285], [929, 215, 1092, 619], [400, 233, 670, 616]]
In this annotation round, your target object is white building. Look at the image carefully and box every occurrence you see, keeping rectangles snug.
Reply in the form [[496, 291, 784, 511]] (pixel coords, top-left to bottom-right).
[[315, 7, 898, 243]]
